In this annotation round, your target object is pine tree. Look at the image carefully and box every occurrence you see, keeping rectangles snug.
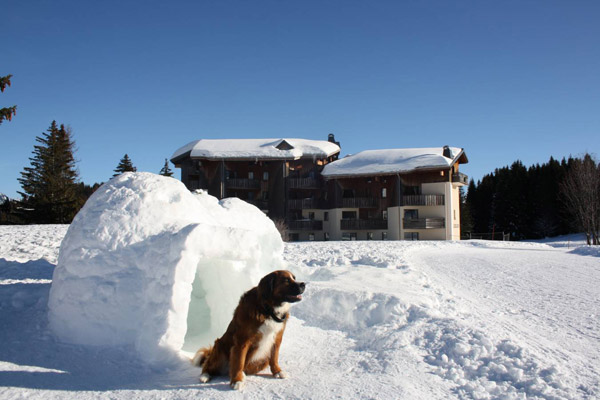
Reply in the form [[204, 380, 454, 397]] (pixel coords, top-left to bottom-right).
[[159, 158, 174, 177], [0, 74, 17, 125], [459, 185, 473, 236], [113, 154, 136, 177], [18, 121, 79, 223]]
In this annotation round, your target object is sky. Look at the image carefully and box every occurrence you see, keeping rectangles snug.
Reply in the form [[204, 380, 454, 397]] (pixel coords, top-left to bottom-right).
[[1, 0, 599, 199]]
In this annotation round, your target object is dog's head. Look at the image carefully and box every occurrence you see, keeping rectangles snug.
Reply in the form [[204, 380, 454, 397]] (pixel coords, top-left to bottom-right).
[[258, 270, 306, 305]]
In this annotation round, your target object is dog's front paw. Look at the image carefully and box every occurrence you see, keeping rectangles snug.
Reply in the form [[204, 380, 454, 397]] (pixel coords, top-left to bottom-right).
[[199, 373, 210, 383], [230, 372, 246, 390], [274, 370, 289, 379], [230, 380, 245, 391]]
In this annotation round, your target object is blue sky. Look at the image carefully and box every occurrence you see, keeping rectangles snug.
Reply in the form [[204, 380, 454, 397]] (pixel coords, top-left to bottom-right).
[[2, 0, 599, 198]]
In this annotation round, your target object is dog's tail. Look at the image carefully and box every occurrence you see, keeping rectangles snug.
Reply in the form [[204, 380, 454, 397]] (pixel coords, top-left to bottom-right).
[[191, 346, 212, 367]]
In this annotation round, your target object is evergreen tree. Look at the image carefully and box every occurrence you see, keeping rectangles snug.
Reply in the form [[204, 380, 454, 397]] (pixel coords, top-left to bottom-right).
[[0, 74, 17, 125], [113, 154, 136, 177], [459, 185, 473, 237], [18, 121, 79, 223], [467, 156, 582, 240], [159, 158, 174, 177]]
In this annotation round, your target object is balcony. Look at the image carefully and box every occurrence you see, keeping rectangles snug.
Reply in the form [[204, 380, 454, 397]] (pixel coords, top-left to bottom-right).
[[339, 197, 379, 208], [402, 194, 445, 206], [225, 178, 260, 189], [247, 199, 269, 210], [403, 218, 445, 229], [341, 219, 388, 230], [288, 219, 323, 231], [452, 172, 469, 186], [288, 177, 320, 189], [288, 198, 322, 209]]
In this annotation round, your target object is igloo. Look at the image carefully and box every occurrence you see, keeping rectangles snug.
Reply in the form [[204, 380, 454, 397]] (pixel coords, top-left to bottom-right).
[[48, 172, 284, 365]]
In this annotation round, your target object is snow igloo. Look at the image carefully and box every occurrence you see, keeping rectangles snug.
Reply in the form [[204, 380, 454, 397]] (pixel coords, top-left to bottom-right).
[[48, 172, 284, 365]]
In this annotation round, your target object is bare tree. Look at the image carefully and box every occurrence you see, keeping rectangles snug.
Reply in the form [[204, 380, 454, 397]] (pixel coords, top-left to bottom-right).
[[559, 154, 600, 245], [272, 218, 289, 242]]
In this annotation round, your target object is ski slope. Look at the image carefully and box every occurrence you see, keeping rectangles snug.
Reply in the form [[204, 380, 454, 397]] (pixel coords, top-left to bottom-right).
[[0, 225, 598, 399]]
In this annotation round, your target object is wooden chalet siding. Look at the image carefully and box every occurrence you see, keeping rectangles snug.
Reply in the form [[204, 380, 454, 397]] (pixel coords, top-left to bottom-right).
[[398, 170, 450, 186], [288, 177, 319, 189], [269, 161, 287, 219]]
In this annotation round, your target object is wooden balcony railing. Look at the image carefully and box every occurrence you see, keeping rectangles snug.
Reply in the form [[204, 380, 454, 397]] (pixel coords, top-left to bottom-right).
[[287, 198, 322, 209], [246, 199, 269, 210], [341, 219, 388, 230], [225, 178, 260, 189], [288, 177, 320, 189], [403, 218, 445, 229], [452, 172, 469, 185], [339, 197, 379, 208], [402, 194, 445, 206], [288, 220, 323, 231]]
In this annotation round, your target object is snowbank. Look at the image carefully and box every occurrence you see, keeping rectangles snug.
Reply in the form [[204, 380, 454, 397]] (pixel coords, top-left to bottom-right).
[[47, 172, 284, 365]]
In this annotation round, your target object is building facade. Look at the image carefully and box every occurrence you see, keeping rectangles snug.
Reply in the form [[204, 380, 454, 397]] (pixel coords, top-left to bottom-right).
[[171, 136, 468, 241]]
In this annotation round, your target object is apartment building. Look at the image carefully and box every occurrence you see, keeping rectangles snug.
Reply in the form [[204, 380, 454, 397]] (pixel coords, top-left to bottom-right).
[[171, 136, 468, 241]]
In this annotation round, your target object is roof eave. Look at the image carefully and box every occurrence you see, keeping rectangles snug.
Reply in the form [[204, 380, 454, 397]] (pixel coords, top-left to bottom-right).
[[322, 165, 452, 180]]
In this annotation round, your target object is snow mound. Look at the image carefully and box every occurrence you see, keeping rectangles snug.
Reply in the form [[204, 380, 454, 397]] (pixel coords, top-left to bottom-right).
[[48, 172, 284, 365]]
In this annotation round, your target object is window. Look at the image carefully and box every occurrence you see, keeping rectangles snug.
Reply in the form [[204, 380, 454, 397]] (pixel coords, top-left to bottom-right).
[[404, 209, 418, 220], [382, 188, 387, 198], [382, 210, 388, 220], [404, 185, 421, 195], [405, 232, 419, 241], [308, 212, 315, 220], [342, 211, 357, 220], [324, 212, 329, 221], [367, 232, 373, 240], [263, 171, 269, 181], [342, 233, 357, 241], [248, 172, 254, 180]]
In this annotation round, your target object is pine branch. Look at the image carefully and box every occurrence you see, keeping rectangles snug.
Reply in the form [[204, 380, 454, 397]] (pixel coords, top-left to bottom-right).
[[0, 75, 12, 92]]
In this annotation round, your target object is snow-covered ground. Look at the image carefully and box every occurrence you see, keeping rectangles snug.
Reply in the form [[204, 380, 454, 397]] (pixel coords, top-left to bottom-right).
[[1, 225, 599, 399]]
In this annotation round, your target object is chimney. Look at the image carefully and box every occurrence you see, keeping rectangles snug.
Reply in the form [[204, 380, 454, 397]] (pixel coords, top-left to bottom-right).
[[443, 145, 453, 159], [328, 133, 340, 147]]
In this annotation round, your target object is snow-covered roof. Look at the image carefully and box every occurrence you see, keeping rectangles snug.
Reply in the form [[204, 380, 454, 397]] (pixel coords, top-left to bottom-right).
[[322, 147, 467, 178], [171, 138, 340, 161]]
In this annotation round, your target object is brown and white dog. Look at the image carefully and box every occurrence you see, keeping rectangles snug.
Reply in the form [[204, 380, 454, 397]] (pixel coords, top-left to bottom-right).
[[192, 270, 305, 390]]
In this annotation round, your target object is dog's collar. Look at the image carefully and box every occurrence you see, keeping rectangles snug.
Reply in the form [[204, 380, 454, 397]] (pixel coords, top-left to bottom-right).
[[261, 304, 288, 323]]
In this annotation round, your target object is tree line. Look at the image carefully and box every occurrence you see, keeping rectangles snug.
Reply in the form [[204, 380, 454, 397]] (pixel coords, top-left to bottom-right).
[[464, 154, 600, 245], [1, 121, 174, 224]]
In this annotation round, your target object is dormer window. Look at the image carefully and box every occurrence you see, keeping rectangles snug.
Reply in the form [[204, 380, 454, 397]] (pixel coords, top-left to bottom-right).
[[276, 140, 294, 151]]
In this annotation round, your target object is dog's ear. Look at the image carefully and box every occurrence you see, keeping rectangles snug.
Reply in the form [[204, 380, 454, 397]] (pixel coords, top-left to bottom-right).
[[258, 272, 276, 299]]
